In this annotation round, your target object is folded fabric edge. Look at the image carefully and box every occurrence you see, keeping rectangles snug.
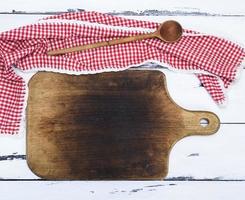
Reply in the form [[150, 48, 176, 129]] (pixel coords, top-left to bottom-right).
[[211, 54, 245, 107], [233, 55, 245, 83]]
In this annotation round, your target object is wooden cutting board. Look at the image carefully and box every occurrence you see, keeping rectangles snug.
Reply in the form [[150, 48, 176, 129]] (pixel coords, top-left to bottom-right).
[[27, 70, 220, 180]]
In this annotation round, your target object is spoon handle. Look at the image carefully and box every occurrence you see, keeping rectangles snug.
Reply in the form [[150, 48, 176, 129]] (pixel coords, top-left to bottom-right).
[[47, 32, 155, 56]]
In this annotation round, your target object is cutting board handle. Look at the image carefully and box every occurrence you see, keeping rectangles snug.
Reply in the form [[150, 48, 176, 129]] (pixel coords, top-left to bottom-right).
[[182, 111, 220, 137]]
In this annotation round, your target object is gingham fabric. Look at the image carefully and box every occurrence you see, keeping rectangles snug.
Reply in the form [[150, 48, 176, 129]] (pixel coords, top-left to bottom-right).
[[0, 11, 244, 134]]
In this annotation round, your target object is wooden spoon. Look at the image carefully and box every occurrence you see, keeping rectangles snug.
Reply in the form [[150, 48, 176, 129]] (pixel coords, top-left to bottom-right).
[[47, 20, 183, 56]]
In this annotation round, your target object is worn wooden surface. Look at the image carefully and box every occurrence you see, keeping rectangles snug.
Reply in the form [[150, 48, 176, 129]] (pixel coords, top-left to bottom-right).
[[0, 0, 245, 199], [27, 71, 219, 180]]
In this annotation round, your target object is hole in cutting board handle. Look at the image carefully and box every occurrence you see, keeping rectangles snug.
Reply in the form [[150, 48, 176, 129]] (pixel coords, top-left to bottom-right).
[[199, 118, 209, 127], [189, 112, 220, 135]]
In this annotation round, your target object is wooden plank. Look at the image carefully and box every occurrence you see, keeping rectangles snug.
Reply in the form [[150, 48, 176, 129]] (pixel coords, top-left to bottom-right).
[[0, 10, 244, 183], [0, 0, 245, 15], [162, 70, 245, 123], [1, 15, 245, 124], [1, 124, 245, 180], [0, 181, 245, 200], [17, 67, 245, 123], [1, 15, 245, 45], [167, 124, 245, 180]]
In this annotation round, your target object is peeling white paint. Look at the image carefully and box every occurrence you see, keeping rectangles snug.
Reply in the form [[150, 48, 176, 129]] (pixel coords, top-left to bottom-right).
[[0, 1, 245, 198]]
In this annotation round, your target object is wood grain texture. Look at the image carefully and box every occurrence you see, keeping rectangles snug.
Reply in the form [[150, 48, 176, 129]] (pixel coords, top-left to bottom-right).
[[26, 70, 219, 180], [0, 8, 244, 199]]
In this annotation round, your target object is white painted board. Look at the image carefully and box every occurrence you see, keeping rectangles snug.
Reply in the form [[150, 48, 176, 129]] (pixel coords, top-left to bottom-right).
[[0, 0, 245, 198], [0, 14, 245, 181], [0, 15, 245, 123], [0, 181, 245, 200], [1, 124, 245, 180], [0, 0, 245, 15]]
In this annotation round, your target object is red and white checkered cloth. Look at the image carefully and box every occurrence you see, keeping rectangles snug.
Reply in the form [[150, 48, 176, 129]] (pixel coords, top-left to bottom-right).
[[0, 11, 245, 134]]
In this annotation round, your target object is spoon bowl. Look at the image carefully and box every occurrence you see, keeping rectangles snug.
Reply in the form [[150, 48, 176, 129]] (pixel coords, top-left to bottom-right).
[[157, 20, 183, 42]]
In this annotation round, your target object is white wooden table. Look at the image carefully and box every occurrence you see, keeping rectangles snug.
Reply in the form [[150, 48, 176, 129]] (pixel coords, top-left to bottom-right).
[[0, 0, 245, 199]]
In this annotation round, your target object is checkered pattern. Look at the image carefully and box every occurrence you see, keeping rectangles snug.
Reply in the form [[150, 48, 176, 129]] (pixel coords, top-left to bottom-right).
[[0, 11, 244, 134]]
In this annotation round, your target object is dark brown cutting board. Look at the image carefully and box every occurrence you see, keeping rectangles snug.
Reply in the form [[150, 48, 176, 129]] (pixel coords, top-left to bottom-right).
[[26, 70, 220, 180]]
